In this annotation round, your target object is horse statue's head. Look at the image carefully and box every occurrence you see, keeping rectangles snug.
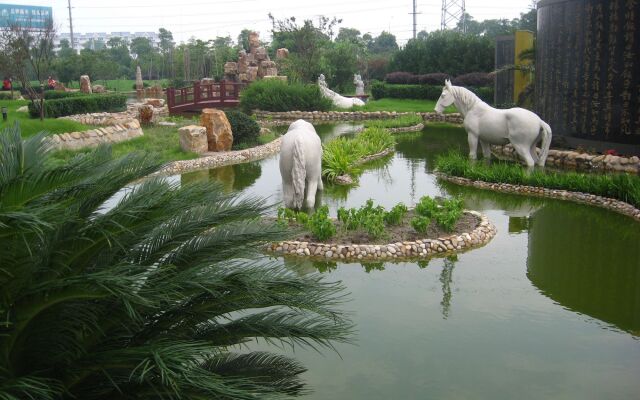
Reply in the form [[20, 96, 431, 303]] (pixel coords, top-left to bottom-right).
[[434, 79, 455, 114]]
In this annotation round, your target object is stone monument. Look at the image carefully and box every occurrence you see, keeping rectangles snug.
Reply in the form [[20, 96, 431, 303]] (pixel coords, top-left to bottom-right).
[[179, 125, 208, 154], [79, 75, 92, 94]]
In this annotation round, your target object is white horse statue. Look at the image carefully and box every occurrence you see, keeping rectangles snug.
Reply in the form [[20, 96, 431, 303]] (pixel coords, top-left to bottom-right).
[[354, 74, 365, 96], [435, 79, 552, 167], [318, 74, 365, 109], [279, 119, 324, 210]]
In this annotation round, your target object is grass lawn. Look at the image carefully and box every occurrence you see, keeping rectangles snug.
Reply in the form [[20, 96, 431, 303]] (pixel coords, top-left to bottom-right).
[[0, 99, 91, 138], [355, 98, 457, 113]]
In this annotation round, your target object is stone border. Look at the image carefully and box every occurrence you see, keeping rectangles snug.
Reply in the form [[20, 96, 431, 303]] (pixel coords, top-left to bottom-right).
[[46, 119, 142, 150], [267, 211, 496, 260], [388, 123, 424, 133], [491, 144, 640, 174], [436, 173, 640, 222], [254, 110, 463, 124], [157, 137, 283, 176]]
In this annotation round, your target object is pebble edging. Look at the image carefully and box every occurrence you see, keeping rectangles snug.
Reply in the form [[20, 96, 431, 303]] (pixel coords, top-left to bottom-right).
[[491, 144, 640, 174], [157, 137, 283, 176], [254, 110, 463, 124], [267, 211, 496, 261], [436, 173, 640, 222]]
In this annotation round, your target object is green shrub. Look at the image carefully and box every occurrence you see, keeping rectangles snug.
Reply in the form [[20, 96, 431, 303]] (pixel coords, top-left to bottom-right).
[[307, 205, 336, 241], [240, 79, 333, 113], [28, 94, 127, 118], [411, 216, 431, 234], [362, 212, 385, 238], [370, 83, 494, 104], [384, 203, 408, 225], [225, 110, 260, 146], [414, 195, 463, 231], [131, 81, 150, 89], [415, 196, 439, 217], [0, 92, 12, 100]]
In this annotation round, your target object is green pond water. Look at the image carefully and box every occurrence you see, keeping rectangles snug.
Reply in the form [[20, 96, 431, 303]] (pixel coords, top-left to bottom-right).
[[179, 123, 640, 399]]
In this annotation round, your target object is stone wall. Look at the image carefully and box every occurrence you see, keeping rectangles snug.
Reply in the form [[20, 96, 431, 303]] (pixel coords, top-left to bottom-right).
[[46, 118, 143, 150], [492, 144, 640, 174]]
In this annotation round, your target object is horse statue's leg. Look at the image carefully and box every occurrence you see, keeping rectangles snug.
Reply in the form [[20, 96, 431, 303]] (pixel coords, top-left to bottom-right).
[[529, 141, 540, 165], [512, 142, 536, 168], [467, 132, 479, 161], [480, 140, 492, 163], [304, 178, 319, 209], [282, 180, 294, 208]]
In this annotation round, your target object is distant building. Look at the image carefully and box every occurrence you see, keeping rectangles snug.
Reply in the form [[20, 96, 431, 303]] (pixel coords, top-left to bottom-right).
[[54, 31, 160, 51]]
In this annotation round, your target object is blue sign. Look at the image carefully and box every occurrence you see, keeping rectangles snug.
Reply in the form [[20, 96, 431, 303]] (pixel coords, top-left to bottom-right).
[[0, 3, 52, 29]]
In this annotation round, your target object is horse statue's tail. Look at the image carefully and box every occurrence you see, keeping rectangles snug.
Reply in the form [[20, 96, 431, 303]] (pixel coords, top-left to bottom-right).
[[539, 120, 552, 167], [291, 135, 307, 209]]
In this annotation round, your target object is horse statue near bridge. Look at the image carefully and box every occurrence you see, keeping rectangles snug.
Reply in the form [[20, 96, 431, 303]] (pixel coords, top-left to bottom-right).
[[435, 79, 552, 168], [279, 119, 324, 210]]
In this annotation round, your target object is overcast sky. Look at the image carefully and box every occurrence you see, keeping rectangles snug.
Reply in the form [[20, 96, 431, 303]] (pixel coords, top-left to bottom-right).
[[10, 0, 535, 44]]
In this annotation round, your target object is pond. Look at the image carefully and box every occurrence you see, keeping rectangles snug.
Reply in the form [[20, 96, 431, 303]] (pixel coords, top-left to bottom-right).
[[180, 123, 640, 399]]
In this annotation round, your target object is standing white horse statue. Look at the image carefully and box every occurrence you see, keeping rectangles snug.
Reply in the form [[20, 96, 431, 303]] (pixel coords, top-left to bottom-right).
[[279, 119, 324, 210], [435, 79, 552, 167]]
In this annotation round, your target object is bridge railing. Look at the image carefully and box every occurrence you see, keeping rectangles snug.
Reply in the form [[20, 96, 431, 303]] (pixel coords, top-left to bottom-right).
[[167, 80, 246, 113]]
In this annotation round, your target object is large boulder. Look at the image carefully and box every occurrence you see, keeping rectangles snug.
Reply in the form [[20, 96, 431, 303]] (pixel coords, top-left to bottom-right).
[[79, 75, 92, 93], [144, 98, 165, 107], [276, 48, 289, 59], [247, 66, 259, 82], [138, 105, 154, 125], [248, 31, 260, 52], [92, 84, 106, 93], [179, 125, 208, 154], [200, 108, 233, 151]]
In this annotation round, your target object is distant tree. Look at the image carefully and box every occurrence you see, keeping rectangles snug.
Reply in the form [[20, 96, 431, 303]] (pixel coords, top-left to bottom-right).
[[336, 27, 362, 44], [0, 19, 56, 119], [158, 28, 174, 78], [325, 40, 362, 91], [237, 28, 252, 51], [368, 31, 398, 54]]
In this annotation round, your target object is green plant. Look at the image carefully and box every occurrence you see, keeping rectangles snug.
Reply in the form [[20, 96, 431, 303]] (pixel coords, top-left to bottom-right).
[[42, 91, 85, 100], [306, 205, 336, 241], [362, 212, 385, 238], [28, 94, 127, 118], [384, 203, 408, 225], [364, 115, 423, 129], [436, 151, 640, 209], [0, 125, 352, 399], [225, 109, 260, 146], [240, 79, 332, 113], [415, 196, 440, 218], [0, 92, 13, 100], [411, 216, 431, 234]]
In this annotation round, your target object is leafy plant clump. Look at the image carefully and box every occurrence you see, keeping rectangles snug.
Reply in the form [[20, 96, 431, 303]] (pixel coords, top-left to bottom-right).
[[364, 114, 423, 129], [278, 205, 336, 240], [0, 125, 352, 399], [224, 109, 260, 146], [412, 195, 464, 232], [435, 151, 640, 209], [240, 79, 333, 113], [322, 127, 396, 182]]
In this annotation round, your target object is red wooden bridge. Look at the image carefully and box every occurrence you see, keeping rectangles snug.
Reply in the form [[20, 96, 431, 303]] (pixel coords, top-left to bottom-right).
[[167, 80, 246, 114]]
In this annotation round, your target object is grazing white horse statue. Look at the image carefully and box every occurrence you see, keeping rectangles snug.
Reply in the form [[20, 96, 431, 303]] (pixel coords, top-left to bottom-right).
[[435, 79, 552, 167], [279, 119, 324, 210], [318, 74, 365, 109]]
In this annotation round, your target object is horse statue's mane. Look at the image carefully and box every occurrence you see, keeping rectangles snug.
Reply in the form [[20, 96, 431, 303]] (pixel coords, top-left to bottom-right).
[[448, 85, 482, 116]]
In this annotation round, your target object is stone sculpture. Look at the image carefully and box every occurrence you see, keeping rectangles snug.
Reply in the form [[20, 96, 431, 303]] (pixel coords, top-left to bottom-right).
[[279, 119, 323, 210], [435, 79, 552, 167], [200, 108, 233, 151], [135, 66, 143, 90], [317, 74, 365, 109], [354, 74, 365, 96], [79, 75, 92, 94]]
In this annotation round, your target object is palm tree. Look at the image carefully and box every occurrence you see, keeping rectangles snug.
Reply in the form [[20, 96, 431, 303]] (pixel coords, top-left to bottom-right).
[[0, 124, 352, 399]]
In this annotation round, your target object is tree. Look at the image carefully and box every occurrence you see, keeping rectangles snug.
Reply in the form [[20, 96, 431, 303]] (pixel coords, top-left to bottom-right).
[[0, 126, 353, 399], [368, 31, 398, 54], [0, 19, 56, 120], [269, 14, 341, 82], [158, 28, 174, 78]]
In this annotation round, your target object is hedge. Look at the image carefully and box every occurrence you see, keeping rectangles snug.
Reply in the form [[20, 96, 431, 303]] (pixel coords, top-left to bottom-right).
[[43, 91, 86, 100], [0, 92, 13, 100], [371, 82, 494, 104], [28, 94, 127, 118], [239, 79, 332, 113]]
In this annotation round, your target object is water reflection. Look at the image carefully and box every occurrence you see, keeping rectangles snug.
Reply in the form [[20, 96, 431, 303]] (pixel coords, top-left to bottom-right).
[[527, 202, 640, 336], [180, 162, 262, 192], [440, 255, 457, 319]]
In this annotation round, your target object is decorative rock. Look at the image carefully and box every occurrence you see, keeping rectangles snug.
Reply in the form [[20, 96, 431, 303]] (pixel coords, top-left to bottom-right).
[[79, 75, 92, 94], [276, 48, 289, 59], [247, 66, 259, 82], [200, 108, 233, 151], [54, 81, 66, 91], [144, 98, 165, 107], [91, 84, 106, 93], [138, 105, 154, 125], [16, 106, 28, 112], [179, 125, 208, 154]]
